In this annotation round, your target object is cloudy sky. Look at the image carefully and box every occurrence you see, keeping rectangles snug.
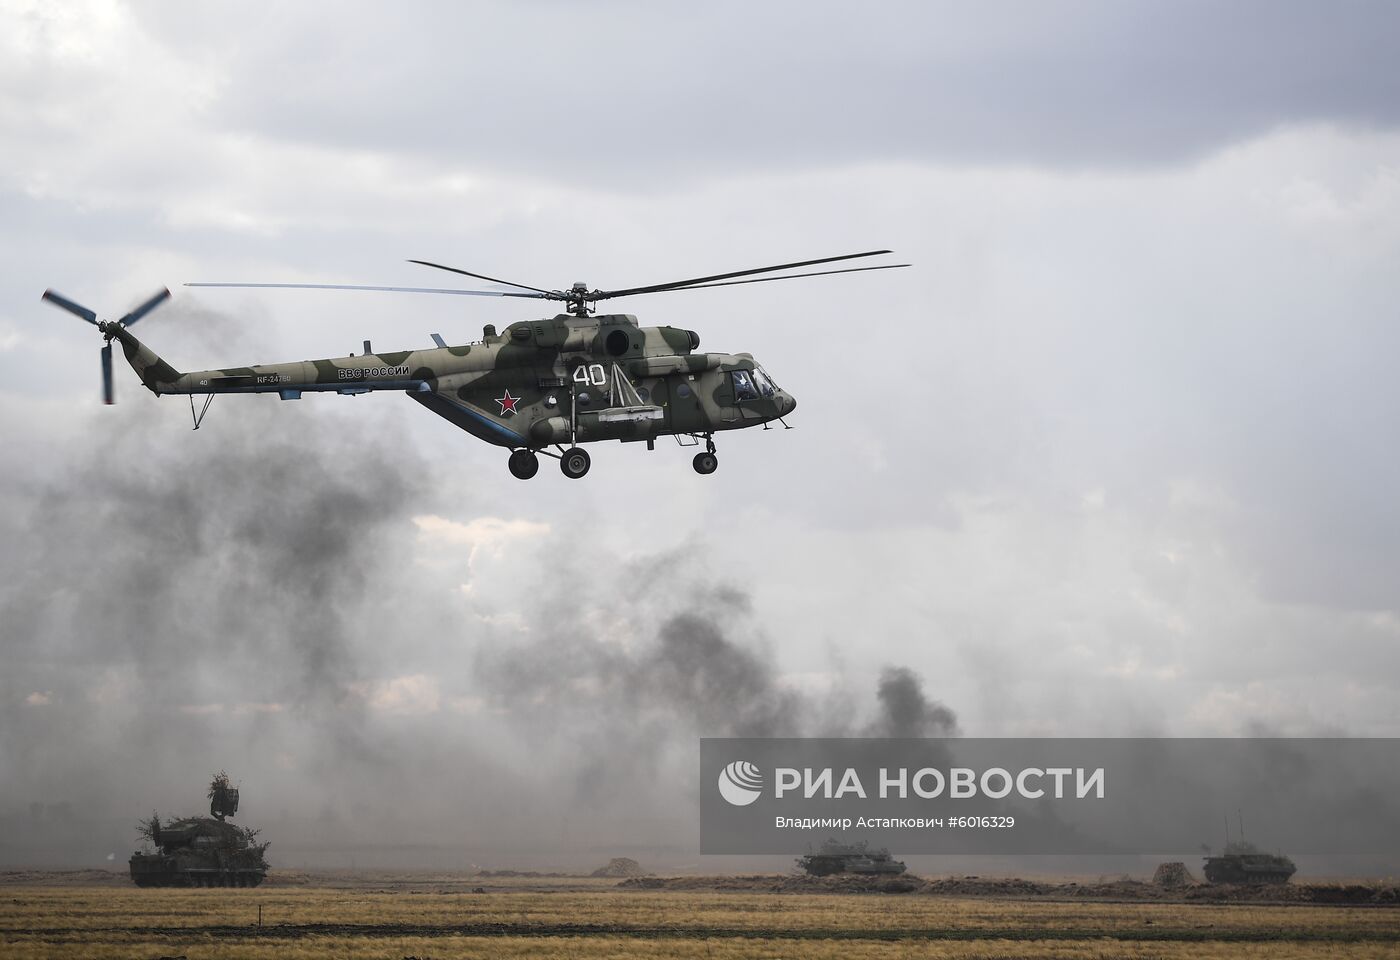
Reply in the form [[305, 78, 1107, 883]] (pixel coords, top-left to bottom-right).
[[2, 1, 1399, 867]]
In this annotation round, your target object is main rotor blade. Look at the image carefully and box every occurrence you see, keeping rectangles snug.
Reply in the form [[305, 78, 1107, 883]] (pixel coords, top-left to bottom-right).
[[41, 289, 98, 324], [616, 262, 912, 295], [118, 288, 171, 326], [185, 282, 548, 299], [407, 260, 559, 297], [596, 250, 896, 300], [100, 342, 114, 405]]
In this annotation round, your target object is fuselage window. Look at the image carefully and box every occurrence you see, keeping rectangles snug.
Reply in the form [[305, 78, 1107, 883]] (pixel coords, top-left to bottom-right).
[[732, 369, 759, 402], [752, 368, 776, 397]]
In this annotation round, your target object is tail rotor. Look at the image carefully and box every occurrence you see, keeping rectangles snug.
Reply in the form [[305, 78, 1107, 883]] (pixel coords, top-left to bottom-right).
[[42, 288, 171, 404]]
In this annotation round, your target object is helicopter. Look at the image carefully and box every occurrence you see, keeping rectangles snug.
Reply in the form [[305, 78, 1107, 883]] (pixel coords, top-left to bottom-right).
[[42, 250, 907, 479]]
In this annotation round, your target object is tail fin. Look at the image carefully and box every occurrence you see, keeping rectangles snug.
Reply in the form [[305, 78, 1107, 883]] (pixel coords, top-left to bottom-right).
[[108, 326, 184, 395]]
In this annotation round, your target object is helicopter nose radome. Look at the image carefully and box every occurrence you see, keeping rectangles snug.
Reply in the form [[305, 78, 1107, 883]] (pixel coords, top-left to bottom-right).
[[781, 392, 797, 416]]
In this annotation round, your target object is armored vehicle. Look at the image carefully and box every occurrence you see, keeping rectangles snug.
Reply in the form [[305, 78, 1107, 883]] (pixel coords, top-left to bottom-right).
[[129, 772, 269, 887], [1202, 841, 1296, 884], [796, 839, 907, 877]]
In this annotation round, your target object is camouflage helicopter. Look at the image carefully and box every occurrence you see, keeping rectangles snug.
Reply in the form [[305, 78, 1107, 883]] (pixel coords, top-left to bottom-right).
[[42, 250, 906, 479]]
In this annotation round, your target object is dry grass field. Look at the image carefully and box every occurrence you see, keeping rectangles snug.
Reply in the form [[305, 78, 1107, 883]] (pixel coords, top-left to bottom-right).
[[3, 877, 1399, 959]]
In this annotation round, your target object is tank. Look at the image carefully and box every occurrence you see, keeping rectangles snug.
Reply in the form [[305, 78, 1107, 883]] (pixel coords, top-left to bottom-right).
[[128, 772, 269, 887], [1202, 841, 1296, 885], [796, 839, 907, 876]]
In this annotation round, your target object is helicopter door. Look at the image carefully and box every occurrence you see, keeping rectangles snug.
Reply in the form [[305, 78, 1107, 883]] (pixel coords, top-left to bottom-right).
[[667, 376, 705, 432]]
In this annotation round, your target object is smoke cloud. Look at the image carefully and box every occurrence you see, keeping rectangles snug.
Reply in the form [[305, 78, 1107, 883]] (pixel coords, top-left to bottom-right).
[[0, 354, 958, 868], [866, 667, 959, 738], [471, 576, 959, 836]]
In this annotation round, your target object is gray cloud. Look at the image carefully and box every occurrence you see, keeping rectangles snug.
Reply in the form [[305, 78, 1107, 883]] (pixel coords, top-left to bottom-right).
[[129, 1, 1400, 183]]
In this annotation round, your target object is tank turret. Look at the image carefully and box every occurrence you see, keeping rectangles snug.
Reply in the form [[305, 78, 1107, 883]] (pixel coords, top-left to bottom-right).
[[796, 839, 907, 876], [129, 772, 269, 887]]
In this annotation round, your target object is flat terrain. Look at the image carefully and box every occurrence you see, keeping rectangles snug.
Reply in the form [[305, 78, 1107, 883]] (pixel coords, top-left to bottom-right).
[[3, 874, 1399, 959]]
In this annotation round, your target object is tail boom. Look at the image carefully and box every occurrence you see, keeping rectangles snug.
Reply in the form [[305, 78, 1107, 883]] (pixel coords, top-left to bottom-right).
[[110, 326, 435, 399]]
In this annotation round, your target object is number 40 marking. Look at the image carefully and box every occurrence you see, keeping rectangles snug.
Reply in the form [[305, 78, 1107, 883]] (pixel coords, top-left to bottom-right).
[[573, 364, 607, 387]]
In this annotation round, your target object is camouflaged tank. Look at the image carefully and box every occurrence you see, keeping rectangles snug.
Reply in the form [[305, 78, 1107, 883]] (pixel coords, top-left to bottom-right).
[[1202, 841, 1296, 885], [129, 773, 269, 888], [796, 839, 907, 877]]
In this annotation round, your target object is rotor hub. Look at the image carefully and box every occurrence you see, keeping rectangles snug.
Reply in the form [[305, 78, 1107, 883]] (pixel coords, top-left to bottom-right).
[[566, 281, 594, 316]]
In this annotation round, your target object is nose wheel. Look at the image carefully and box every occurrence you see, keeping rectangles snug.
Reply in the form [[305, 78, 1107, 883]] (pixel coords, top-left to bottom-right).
[[560, 447, 591, 479], [508, 449, 539, 480]]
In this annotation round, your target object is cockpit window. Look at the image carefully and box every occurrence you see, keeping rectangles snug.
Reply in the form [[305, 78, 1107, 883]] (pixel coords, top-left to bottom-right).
[[732, 369, 759, 401], [751, 367, 776, 397]]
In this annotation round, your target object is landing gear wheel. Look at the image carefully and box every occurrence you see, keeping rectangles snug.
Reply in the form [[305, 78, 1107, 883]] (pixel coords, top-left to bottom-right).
[[560, 447, 591, 479], [693, 451, 719, 475], [508, 449, 539, 480]]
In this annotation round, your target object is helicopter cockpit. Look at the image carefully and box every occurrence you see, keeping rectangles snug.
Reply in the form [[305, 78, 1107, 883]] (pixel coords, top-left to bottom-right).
[[732, 365, 780, 402]]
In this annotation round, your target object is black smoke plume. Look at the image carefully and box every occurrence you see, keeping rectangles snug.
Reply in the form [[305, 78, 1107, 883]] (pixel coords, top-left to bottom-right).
[[0, 314, 958, 867]]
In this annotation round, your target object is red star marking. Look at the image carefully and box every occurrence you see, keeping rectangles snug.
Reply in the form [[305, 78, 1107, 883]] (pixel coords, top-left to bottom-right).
[[495, 390, 520, 415]]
